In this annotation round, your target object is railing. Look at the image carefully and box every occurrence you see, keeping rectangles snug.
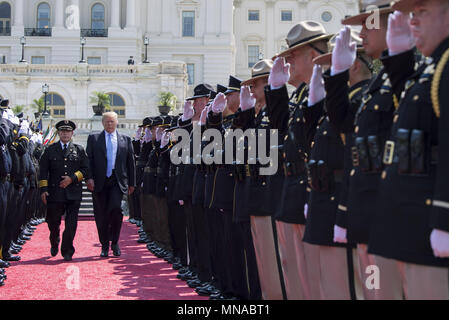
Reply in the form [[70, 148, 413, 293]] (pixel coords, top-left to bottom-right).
[[80, 29, 108, 38], [87, 65, 137, 75], [24, 28, 52, 37], [75, 120, 140, 131]]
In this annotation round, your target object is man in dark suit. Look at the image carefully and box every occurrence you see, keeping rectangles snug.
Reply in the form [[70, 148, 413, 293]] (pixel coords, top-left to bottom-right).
[[86, 112, 136, 257]]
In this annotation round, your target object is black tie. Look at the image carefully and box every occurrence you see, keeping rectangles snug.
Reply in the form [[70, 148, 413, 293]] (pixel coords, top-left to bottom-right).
[[63, 144, 67, 152]]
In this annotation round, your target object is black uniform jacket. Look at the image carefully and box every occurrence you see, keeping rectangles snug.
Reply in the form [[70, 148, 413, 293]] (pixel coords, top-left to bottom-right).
[[39, 141, 89, 202]]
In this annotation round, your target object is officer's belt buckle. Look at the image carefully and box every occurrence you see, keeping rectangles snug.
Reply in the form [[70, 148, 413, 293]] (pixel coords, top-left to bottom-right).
[[245, 165, 251, 177], [351, 146, 360, 167], [383, 141, 395, 165]]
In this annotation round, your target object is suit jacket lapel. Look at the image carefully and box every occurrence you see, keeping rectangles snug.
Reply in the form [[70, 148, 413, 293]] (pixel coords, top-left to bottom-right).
[[115, 131, 125, 167], [100, 130, 107, 158]]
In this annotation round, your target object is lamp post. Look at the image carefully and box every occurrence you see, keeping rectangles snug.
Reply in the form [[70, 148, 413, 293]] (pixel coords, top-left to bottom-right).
[[79, 37, 86, 63], [19, 36, 26, 63], [143, 36, 149, 63], [42, 83, 50, 118]]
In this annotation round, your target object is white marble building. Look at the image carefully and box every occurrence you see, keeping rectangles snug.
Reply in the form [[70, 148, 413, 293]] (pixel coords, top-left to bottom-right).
[[0, 0, 359, 130]]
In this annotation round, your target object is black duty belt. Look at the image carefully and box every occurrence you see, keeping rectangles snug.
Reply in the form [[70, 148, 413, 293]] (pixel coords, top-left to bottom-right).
[[144, 167, 157, 174]]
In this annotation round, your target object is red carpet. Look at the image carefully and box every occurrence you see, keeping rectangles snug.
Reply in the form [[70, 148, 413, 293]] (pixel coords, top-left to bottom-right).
[[0, 217, 208, 300]]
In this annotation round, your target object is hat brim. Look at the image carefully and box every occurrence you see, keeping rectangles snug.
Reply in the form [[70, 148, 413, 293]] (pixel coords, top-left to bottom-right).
[[313, 48, 365, 66], [274, 34, 334, 60], [57, 126, 75, 131], [241, 74, 270, 86], [186, 94, 210, 101], [392, 0, 414, 12], [341, 8, 393, 25]]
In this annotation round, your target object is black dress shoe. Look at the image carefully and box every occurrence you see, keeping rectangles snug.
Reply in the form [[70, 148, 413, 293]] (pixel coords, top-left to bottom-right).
[[172, 262, 182, 270], [111, 244, 121, 256], [137, 238, 148, 243], [16, 239, 26, 245], [100, 248, 109, 257], [63, 255, 72, 261], [0, 260, 10, 268], [4, 255, 20, 262], [51, 246, 59, 257], [9, 249, 20, 255], [19, 235, 31, 241], [187, 278, 202, 288]]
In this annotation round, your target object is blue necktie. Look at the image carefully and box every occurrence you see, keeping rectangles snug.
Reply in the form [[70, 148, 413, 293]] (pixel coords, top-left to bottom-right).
[[106, 133, 113, 177]]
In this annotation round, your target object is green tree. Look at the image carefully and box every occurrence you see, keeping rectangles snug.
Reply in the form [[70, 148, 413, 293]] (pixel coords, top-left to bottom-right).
[[158, 91, 177, 111], [12, 104, 25, 114], [32, 98, 45, 113], [89, 91, 111, 111]]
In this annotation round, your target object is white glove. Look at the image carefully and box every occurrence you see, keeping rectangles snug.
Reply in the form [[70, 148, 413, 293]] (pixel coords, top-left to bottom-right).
[[308, 65, 326, 106], [11, 116, 20, 126], [430, 229, 449, 258], [144, 128, 152, 143], [333, 225, 348, 244], [37, 134, 43, 144], [179, 200, 184, 206], [199, 105, 211, 126], [181, 101, 194, 122], [331, 26, 357, 76], [304, 203, 308, 220], [134, 127, 142, 141], [387, 11, 415, 56], [269, 57, 290, 90], [240, 86, 256, 111], [2, 111, 8, 120], [160, 131, 170, 148], [155, 127, 163, 142], [211, 92, 227, 114]]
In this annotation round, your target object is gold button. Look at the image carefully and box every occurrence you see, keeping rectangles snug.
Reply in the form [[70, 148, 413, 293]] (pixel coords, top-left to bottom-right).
[[394, 115, 399, 123], [311, 141, 315, 147], [64, 158, 67, 161], [284, 135, 288, 141], [300, 180, 304, 184], [64, 165, 67, 168], [283, 152, 286, 159], [262, 182, 266, 186], [374, 105, 379, 111], [426, 199, 432, 206], [297, 117, 300, 122], [65, 172, 68, 175], [381, 171, 387, 179], [323, 131, 327, 135], [355, 126, 359, 133], [331, 197, 335, 201], [413, 95, 419, 101], [350, 169, 355, 176]]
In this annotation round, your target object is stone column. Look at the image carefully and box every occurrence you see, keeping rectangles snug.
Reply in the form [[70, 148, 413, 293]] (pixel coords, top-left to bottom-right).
[[11, 0, 24, 36], [54, 0, 64, 27], [126, 0, 136, 29], [111, 0, 120, 28]]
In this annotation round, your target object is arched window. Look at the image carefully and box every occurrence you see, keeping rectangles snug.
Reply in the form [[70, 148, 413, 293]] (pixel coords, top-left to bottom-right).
[[91, 3, 105, 29], [107, 93, 125, 118], [0, 2, 11, 36], [37, 2, 50, 29], [41, 93, 65, 118]]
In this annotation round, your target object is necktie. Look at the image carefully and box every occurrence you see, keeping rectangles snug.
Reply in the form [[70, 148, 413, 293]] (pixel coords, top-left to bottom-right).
[[63, 144, 67, 152], [106, 133, 113, 178]]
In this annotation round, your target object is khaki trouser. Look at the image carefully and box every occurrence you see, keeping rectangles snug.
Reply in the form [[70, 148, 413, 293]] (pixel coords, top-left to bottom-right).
[[399, 261, 449, 300], [317, 245, 354, 300], [250, 216, 283, 300], [275, 221, 311, 299], [140, 193, 156, 238], [155, 196, 172, 251], [370, 255, 404, 300]]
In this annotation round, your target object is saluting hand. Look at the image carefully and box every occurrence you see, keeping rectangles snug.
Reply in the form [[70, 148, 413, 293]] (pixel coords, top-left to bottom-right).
[[160, 131, 170, 148], [199, 105, 211, 126], [308, 65, 326, 106], [182, 101, 194, 121], [268, 57, 290, 90], [387, 11, 415, 56], [59, 176, 72, 189], [331, 26, 357, 75], [211, 93, 227, 114], [41, 192, 49, 205], [240, 86, 256, 111]]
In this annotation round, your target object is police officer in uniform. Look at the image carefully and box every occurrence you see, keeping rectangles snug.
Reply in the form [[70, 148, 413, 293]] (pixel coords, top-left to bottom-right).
[[368, 0, 449, 299], [39, 120, 89, 261], [321, 0, 404, 299]]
